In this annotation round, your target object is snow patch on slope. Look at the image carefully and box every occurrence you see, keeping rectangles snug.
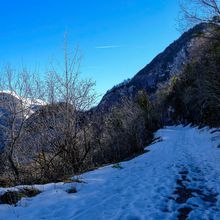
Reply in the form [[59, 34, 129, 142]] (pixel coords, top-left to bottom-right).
[[0, 90, 46, 117]]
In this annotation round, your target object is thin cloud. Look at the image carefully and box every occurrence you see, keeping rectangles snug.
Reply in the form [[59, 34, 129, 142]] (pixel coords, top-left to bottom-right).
[[95, 45, 122, 49]]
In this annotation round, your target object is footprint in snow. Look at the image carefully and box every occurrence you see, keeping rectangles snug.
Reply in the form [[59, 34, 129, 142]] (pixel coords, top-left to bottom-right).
[[167, 166, 219, 220]]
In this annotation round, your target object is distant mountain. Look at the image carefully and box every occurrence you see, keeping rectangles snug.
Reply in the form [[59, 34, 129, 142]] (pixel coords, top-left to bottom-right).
[[97, 23, 214, 111], [0, 92, 46, 149]]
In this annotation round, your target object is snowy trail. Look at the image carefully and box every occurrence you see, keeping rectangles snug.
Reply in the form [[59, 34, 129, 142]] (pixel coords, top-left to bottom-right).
[[0, 126, 220, 220]]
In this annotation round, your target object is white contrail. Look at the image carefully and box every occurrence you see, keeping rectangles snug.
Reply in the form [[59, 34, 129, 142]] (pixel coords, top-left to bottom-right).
[[95, 45, 122, 49]]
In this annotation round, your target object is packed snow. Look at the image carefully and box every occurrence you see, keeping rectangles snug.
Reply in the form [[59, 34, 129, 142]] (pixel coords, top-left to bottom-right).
[[0, 125, 220, 220]]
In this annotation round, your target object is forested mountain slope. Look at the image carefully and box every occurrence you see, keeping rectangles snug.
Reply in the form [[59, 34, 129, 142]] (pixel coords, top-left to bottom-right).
[[97, 23, 215, 111]]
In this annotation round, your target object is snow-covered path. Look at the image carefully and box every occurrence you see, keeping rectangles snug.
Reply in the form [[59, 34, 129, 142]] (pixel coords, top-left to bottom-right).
[[0, 126, 220, 220]]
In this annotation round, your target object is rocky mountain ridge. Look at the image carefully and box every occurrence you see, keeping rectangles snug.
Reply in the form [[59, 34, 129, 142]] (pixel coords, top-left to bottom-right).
[[97, 23, 214, 111]]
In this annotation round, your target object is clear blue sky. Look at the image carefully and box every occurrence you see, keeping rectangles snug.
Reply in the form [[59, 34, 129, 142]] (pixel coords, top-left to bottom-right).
[[0, 0, 180, 97]]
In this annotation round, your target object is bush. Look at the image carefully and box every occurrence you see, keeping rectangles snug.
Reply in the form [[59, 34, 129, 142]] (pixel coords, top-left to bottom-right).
[[0, 187, 41, 205]]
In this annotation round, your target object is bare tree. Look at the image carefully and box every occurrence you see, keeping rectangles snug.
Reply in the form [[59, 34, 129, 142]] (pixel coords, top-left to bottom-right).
[[179, 0, 220, 30], [25, 40, 98, 181], [0, 66, 45, 182], [99, 93, 156, 163]]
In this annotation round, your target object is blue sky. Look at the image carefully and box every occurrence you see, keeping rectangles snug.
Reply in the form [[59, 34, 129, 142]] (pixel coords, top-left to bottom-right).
[[0, 0, 180, 97]]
